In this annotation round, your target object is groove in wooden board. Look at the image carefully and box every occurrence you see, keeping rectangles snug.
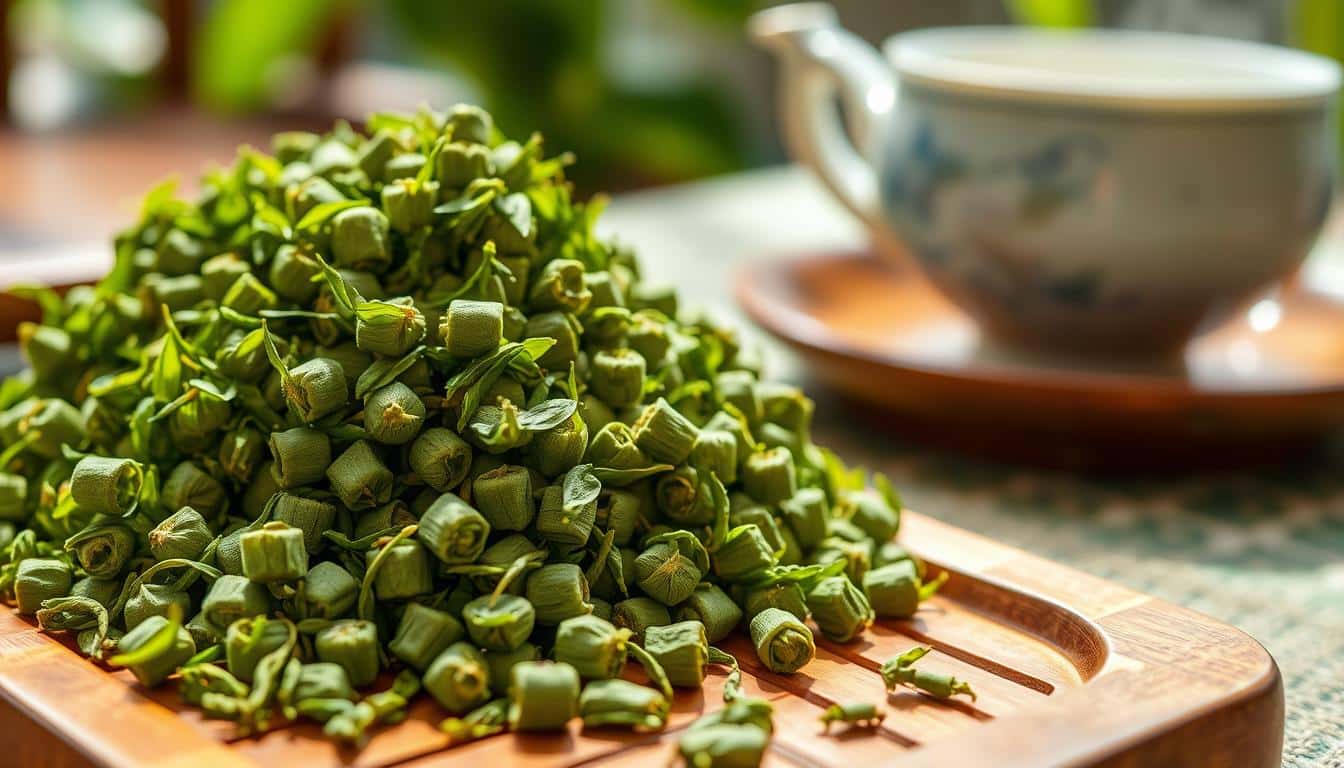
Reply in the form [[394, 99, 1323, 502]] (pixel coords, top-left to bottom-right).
[[865, 598, 1083, 691], [815, 625, 1049, 715], [717, 633, 988, 746]]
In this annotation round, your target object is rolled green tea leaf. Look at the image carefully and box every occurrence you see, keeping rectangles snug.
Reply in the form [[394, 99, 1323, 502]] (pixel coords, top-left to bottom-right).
[[471, 465, 534, 531], [389, 602, 465, 671], [508, 661, 580, 731], [226, 616, 292, 683], [64, 522, 136, 579], [595, 489, 640, 547], [303, 561, 359, 619], [805, 575, 873, 643], [779, 487, 829, 551], [14, 558, 72, 615], [689, 429, 737, 486], [417, 492, 490, 564], [748, 607, 815, 674], [632, 398, 698, 465], [69, 456, 143, 516], [365, 539, 434, 600], [202, 574, 271, 628], [741, 447, 796, 506], [589, 349, 645, 408], [525, 563, 592, 626], [219, 426, 266, 483], [424, 641, 491, 714], [124, 583, 192, 631], [712, 524, 779, 583], [70, 575, 122, 610], [536, 484, 596, 546], [863, 561, 946, 619], [0, 473, 27, 522], [525, 411, 588, 479], [409, 428, 474, 492], [655, 465, 714, 527], [316, 619, 381, 688], [280, 357, 349, 423], [463, 593, 536, 652], [678, 723, 769, 768], [634, 531, 707, 606], [332, 206, 392, 273], [161, 461, 226, 519], [675, 584, 741, 644], [484, 643, 541, 697], [579, 678, 669, 731], [554, 614, 631, 680], [268, 427, 333, 490], [611, 596, 671, 642], [327, 440, 394, 511], [116, 613, 195, 687], [148, 506, 214, 562], [839, 488, 900, 544], [293, 662, 357, 703], [240, 522, 307, 583], [441, 299, 503, 358], [642, 620, 708, 688], [811, 537, 871, 586], [271, 493, 337, 555]]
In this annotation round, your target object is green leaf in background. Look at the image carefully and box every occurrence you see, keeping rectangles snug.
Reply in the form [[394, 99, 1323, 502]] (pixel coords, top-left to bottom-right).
[[1005, 0, 1094, 27], [193, 0, 345, 112], [1294, 0, 1344, 156]]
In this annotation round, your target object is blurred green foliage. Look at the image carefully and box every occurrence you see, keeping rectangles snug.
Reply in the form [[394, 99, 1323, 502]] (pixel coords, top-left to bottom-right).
[[193, 0, 757, 189], [1005, 0, 1094, 27]]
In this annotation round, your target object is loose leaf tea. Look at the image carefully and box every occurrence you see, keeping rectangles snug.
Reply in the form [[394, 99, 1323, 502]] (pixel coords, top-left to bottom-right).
[[0, 103, 939, 764]]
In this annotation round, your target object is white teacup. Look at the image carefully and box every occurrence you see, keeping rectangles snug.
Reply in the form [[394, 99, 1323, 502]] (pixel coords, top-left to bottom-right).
[[751, 3, 1341, 359]]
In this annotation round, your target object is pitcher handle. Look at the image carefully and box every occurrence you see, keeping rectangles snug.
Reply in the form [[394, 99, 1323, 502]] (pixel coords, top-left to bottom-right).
[[749, 3, 896, 236]]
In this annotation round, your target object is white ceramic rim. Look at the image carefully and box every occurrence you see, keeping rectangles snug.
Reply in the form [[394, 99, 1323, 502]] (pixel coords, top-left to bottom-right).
[[884, 27, 1342, 112]]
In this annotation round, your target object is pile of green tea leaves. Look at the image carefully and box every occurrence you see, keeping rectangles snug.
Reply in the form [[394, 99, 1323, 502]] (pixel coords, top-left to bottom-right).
[[0, 105, 950, 761]]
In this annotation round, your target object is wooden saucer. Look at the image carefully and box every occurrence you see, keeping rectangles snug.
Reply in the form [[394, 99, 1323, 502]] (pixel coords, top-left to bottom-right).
[[737, 251, 1344, 469]]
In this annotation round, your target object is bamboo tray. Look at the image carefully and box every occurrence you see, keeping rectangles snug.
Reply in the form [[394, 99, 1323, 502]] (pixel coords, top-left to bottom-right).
[[0, 511, 1282, 768]]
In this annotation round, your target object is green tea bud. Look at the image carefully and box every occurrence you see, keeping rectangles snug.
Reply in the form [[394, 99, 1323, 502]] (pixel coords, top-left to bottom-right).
[[585, 422, 650, 471], [269, 244, 322, 303], [202, 574, 271, 628], [16, 399, 85, 459], [69, 575, 121, 610], [0, 473, 27, 522], [738, 582, 808, 623], [779, 487, 829, 551], [485, 643, 541, 697], [226, 615, 291, 683], [118, 614, 195, 687], [523, 311, 579, 370], [730, 504, 787, 556], [221, 272, 278, 314], [634, 531, 707, 606], [310, 138, 358, 176], [462, 593, 535, 652], [240, 521, 307, 583], [363, 382, 426, 445], [365, 540, 434, 600], [440, 299, 503, 359], [633, 398, 699, 465], [643, 620, 708, 688], [14, 558, 72, 614], [283, 357, 348, 423], [554, 614, 631, 680], [525, 563, 592, 626], [315, 619, 381, 688], [435, 142, 494, 188], [381, 177, 439, 232], [148, 506, 214, 562], [356, 130, 398, 179], [806, 575, 873, 643], [611, 597, 671, 642], [528, 259, 592, 314], [812, 536, 871, 585], [679, 723, 768, 768], [124, 583, 191, 631], [579, 678, 668, 731], [525, 412, 588, 479], [19, 324, 75, 382], [424, 641, 491, 714], [712, 524, 779, 583], [272, 493, 338, 554], [741, 447, 796, 505], [749, 607, 815, 674], [471, 465, 534, 531], [689, 429, 737, 485], [389, 603, 465, 671], [65, 522, 136, 579], [863, 560, 944, 619], [417, 492, 490, 564], [536, 484, 595, 547], [326, 440, 394, 510], [655, 465, 715, 527], [355, 299, 425, 357], [596, 489, 640, 546], [383, 152, 425, 181], [675, 584, 741, 644], [156, 228, 206, 275], [214, 328, 274, 383], [508, 661, 579, 731], [839, 488, 901, 544], [218, 426, 266, 483], [268, 427, 332, 489], [272, 130, 318, 163], [409, 427, 473, 492], [293, 662, 357, 702], [446, 103, 493, 145], [303, 561, 359, 619]]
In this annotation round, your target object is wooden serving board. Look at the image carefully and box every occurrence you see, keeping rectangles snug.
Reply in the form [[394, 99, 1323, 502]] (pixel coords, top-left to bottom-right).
[[0, 511, 1282, 768]]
